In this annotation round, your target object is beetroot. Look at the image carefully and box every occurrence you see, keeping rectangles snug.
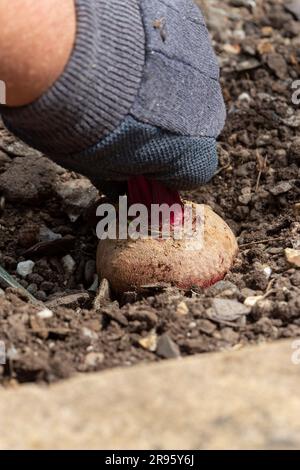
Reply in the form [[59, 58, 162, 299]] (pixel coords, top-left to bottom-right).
[[97, 177, 238, 294]]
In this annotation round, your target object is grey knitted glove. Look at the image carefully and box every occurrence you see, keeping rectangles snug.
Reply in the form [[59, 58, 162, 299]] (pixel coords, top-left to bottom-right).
[[0, 0, 226, 197]]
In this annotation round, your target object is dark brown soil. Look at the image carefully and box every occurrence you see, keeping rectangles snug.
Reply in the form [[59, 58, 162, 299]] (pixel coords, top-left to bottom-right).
[[0, 0, 299, 385]]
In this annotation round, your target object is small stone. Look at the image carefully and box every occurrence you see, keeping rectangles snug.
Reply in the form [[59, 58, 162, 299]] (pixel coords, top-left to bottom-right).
[[285, 0, 300, 21], [236, 59, 260, 72], [37, 309, 53, 319], [223, 44, 241, 55], [84, 352, 104, 368], [61, 255, 76, 274], [263, 265, 272, 279], [257, 41, 274, 56], [244, 295, 264, 307], [176, 301, 189, 316], [238, 93, 252, 103], [55, 178, 99, 222], [17, 260, 35, 278], [285, 248, 300, 268], [81, 327, 98, 341], [270, 181, 293, 196], [156, 334, 180, 359], [138, 330, 158, 352], [35, 291, 47, 302], [206, 281, 239, 298], [267, 53, 288, 80], [39, 226, 62, 242], [210, 299, 251, 323], [261, 26, 273, 37], [0, 288, 5, 296], [230, 0, 255, 7]]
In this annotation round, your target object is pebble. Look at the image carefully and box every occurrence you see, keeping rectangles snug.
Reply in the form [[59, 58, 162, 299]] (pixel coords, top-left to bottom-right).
[[27, 283, 38, 295], [263, 265, 272, 279], [236, 58, 260, 72], [27, 273, 43, 284], [37, 309, 53, 319], [176, 301, 189, 316], [156, 334, 180, 359], [16, 260, 35, 278], [0, 288, 5, 296], [206, 281, 239, 298], [84, 352, 104, 368], [285, 0, 300, 21], [55, 178, 99, 222], [267, 53, 288, 80], [270, 181, 293, 196], [39, 226, 62, 242], [35, 291, 47, 302], [261, 26, 273, 37], [82, 327, 98, 341], [238, 92, 252, 103], [244, 295, 264, 307], [285, 248, 300, 268], [230, 0, 256, 7], [138, 330, 158, 352], [210, 299, 251, 323], [223, 43, 241, 55], [61, 255, 76, 274]]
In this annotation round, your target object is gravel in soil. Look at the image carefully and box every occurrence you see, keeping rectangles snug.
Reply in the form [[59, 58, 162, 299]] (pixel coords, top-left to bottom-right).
[[0, 0, 300, 385]]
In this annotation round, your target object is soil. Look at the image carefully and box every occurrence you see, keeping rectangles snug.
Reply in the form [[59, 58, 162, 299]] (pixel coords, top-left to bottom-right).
[[0, 0, 299, 385]]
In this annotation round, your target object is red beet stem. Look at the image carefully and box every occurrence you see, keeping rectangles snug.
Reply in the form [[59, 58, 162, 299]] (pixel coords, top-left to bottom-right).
[[127, 176, 184, 225]]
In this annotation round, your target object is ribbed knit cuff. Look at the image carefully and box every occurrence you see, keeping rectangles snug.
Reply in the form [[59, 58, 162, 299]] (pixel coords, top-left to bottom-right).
[[0, 0, 145, 156]]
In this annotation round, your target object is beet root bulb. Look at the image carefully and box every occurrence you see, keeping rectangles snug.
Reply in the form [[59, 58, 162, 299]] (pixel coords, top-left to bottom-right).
[[97, 203, 238, 294]]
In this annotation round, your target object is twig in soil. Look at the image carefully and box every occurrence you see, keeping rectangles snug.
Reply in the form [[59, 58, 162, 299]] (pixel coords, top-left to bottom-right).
[[265, 277, 276, 294], [0, 264, 39, 304], [214, 161, 232, 176], [255, 150, 268, 192], [239, 237, 286, 249]]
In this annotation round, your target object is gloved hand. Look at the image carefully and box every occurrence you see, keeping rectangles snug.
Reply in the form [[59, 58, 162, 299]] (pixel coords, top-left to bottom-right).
[[0, 0, 226, 199]]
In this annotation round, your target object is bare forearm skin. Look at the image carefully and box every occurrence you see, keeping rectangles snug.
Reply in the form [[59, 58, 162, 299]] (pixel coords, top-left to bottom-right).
[[0, 0, 76, 106]]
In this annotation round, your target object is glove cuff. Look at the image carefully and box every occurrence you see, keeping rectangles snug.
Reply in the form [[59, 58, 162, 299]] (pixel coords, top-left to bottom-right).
[[0, 0, 145, 156]]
